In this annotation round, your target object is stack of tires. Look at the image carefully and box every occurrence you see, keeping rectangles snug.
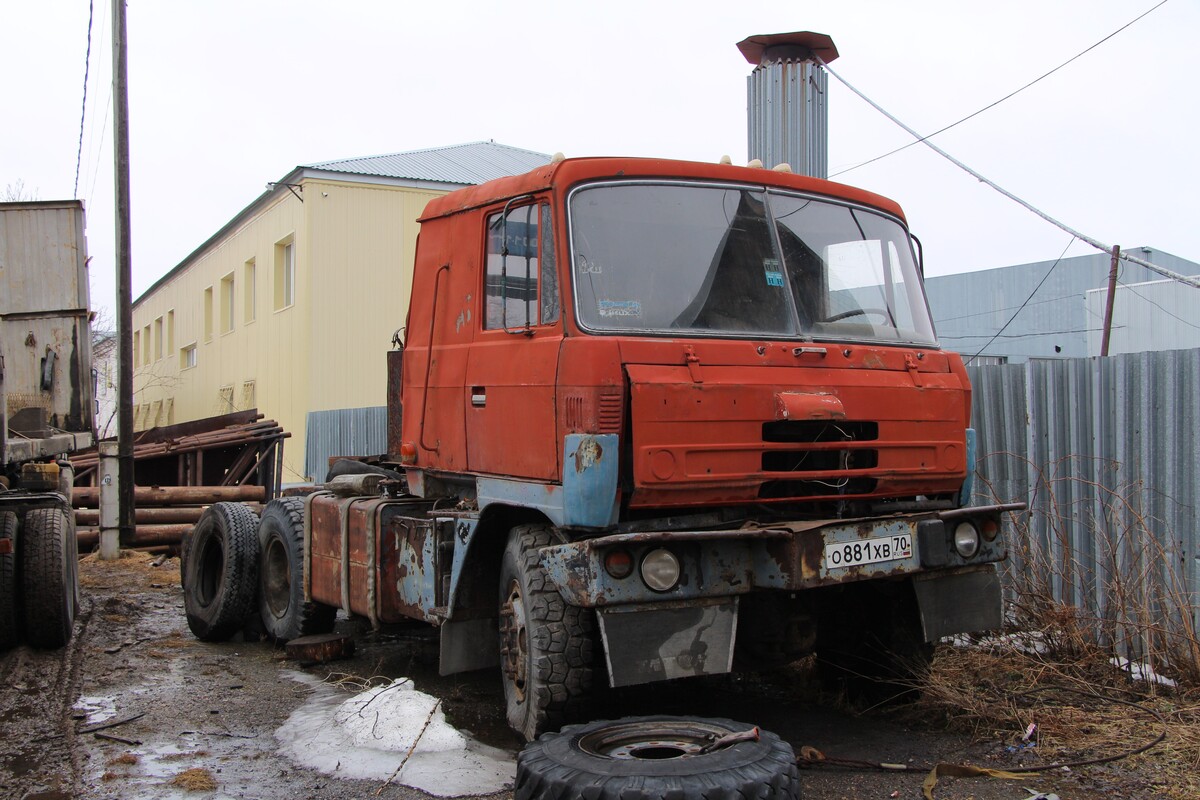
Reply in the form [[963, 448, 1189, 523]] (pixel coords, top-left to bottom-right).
[[181, 499, 334, 643], [0, 504, 79, 651]]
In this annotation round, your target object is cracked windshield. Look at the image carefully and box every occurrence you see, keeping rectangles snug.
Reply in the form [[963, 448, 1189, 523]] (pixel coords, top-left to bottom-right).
[[569, 182, 936, 345]]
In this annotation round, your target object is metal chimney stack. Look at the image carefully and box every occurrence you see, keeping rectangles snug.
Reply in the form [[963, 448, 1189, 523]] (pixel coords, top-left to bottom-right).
[[738, 31, 839, 179]]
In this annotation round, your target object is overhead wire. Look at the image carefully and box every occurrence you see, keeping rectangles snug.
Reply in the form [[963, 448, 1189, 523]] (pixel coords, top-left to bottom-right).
[[74, 0, 96, 198], [961, 237, 1076, 364], [830, 0, 1173, 180], [814, 3, 1199, 291]]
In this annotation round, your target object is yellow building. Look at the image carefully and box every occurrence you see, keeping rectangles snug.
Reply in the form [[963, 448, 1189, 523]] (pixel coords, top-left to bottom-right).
[[131, 142, 549, 483]]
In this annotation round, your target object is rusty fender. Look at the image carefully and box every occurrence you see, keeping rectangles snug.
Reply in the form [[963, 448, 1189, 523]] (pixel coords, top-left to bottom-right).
[[538, 502, 1024, 607]]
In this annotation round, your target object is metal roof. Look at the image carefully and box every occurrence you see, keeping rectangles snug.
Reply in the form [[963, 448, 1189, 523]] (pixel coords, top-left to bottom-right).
[[307, 141, 551, 186]]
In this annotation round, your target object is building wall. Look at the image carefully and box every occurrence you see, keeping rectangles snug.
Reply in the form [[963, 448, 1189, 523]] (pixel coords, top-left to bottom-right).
[[924, 247, 1196, 363], [132, 179, 439, 482], [1084, 276, 1200, 356]]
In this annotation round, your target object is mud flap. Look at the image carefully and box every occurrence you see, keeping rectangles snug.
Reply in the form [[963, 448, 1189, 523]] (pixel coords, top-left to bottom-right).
[[912, 566, 1002, 642], [440, 617, 500, 675], [597, 598, 738, 687]]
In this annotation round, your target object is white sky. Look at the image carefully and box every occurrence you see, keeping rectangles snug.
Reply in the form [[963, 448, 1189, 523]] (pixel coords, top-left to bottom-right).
[[3, 0, 1196, 321]]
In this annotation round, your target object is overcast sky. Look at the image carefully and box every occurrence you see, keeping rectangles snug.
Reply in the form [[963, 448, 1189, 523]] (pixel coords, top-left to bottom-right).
[[3, 0, 1196, 322]]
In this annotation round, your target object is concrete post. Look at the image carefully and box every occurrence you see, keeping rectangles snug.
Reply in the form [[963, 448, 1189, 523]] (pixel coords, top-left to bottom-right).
[[98, 441, 120, 560]]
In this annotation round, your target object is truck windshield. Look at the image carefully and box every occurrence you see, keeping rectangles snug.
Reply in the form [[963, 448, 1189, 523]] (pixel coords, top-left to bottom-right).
[[568, 181, 936, 345]]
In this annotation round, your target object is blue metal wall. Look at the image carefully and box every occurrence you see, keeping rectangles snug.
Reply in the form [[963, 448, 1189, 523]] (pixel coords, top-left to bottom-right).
[[968, 349, 1200, 660], [304, 406, 388, 483]]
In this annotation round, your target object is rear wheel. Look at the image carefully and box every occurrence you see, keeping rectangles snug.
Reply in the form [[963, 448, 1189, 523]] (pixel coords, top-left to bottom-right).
[[0, 511, 21, 649], [258, 498, 335, 642], [183, 502, 260, 641], [499, 524, 595, 741], [21, 506, 77, 649]]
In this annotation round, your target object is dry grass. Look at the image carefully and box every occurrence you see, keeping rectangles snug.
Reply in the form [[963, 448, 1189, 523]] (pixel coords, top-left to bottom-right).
[[169, 767, 217, 791], [914, 633, 1200, 799], [160, 749, 209, 762], [106, 753, 139, 766], [80, 550, 181, 589]]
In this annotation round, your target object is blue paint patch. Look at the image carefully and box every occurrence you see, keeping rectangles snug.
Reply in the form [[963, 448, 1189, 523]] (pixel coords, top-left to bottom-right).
[[562, 434, 619, 528]]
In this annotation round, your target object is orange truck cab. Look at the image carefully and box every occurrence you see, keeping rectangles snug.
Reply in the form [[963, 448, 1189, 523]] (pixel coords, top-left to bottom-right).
[[310, 157, 1023, 740]]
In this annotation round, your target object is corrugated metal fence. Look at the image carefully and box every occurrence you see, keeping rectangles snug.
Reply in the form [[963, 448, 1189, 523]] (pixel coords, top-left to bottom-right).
[[968, 349, 1200, 661], [304, 406, 388, 483]]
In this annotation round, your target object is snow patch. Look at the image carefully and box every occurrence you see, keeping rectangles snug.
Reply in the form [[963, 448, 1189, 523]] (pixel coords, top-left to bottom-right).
[[275, 674, 515, 796]]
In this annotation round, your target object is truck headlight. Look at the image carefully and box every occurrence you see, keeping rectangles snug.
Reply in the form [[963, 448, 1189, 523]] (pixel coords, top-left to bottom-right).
[[640, 548, 680, 592], [953, 522, 980, 558]]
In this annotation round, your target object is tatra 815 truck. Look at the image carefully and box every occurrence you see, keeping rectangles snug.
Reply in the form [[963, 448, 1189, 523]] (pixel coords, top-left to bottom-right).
[[182, 157, 1023, 741]]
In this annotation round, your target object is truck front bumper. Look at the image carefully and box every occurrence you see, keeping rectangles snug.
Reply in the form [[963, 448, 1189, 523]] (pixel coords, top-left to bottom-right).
[[538, 503, 1023, 607]]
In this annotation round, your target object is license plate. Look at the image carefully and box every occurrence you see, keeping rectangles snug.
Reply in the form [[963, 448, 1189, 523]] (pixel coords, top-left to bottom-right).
[[824, 534, 913, 569]]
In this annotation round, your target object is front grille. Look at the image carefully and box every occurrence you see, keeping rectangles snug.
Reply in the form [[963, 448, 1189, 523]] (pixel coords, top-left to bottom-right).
[[762, 420, 878, 442], [762, 449, 879, 472], [759, 478, 878, 498]]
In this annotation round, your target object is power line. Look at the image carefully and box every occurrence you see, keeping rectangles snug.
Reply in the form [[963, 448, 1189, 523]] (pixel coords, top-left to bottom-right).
[[817, 55, 1200, 290], [74, 0, 96, 198], [962, 237, 1076, 364], [830, 0, 1172, 179]]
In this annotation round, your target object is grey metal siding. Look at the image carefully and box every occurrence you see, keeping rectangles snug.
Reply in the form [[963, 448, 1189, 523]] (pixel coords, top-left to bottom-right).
[[303, 406, 388, 482], [968, 349, 1200, 657]]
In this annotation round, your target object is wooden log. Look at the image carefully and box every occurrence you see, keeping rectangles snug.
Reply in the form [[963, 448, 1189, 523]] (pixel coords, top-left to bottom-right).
[[75, 507, 206, 525], [76, 524, 193, 549], [72, 485, 265, 507]]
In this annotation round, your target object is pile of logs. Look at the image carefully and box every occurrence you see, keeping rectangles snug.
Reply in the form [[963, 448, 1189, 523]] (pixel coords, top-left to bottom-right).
[[70, 410, 290, 552], [72, 485, 265, 551]]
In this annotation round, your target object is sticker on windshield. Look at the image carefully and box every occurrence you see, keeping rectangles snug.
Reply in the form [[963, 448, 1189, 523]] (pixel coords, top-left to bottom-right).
[[763, 259, 785, 287], [598, 300, 642, 318]]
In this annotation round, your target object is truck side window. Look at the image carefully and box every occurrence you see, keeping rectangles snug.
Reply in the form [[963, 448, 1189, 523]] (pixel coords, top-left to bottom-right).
[[485, 204, 541, 330]]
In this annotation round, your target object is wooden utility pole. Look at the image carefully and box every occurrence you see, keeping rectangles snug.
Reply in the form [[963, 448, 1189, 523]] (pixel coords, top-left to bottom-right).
[[1100, 244, 1120, 357], [112, 0, 135, 548]]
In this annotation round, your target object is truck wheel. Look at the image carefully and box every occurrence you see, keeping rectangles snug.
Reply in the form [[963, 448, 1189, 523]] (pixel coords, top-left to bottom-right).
[[499, 524, 595, 741], [183, 502, 260, 642], [257, 497, 335, 642], [0, 511, 21, 649], [21, 506, 78, 649], [515, 715, 800, 800], [816, 583, 932, 706]]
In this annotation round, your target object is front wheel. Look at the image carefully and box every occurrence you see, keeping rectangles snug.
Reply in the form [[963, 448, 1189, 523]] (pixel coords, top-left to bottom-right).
[[499, 524, 595, 741], [516, 716, 800, 800], [257, 497, 335, 642]]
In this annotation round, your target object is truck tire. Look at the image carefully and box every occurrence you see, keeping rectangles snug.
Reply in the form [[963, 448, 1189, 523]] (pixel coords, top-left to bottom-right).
[[515, 715, 800, 800], [183, 502, 260, 642], [499, 524, 595, 742], [816, 582, 932, 706], [20, 506, 77, 649], [0, 511, 21, 649], [257, 497, 335, 642]]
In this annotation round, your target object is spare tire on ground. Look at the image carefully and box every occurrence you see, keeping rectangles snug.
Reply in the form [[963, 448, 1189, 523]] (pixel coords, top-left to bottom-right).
[[0, 510, 21, 649], [182, 502, 260, 641], [21, 506, 77, 649], [515, 715, 800, 800]]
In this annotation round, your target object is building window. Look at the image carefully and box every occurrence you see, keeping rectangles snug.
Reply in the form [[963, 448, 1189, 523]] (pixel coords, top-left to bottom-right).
[[484, 204, 557, 330], [244, 259, 256, 323], [180, 343, 197, 370], [274, 237, 295, 310], [241, 380, 256, 410], [218, 385, 235, 414], [143, 325, 151, 363], [204, 286, 214, 341], [220, 272, 235, 334], [153, 317, 163, 360], [133, 330, 140, 367], [166, 310, 175, 353]]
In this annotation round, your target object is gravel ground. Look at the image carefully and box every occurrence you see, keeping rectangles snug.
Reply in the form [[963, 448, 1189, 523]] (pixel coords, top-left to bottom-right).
[[0, 551, 1165, 799]]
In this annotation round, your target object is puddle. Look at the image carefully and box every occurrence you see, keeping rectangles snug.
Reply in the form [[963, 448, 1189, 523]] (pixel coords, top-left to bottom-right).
[[276, 673, 515, 796], [72, 695, 118, 725]]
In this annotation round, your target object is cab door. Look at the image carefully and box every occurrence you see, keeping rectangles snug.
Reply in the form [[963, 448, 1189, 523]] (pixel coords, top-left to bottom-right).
[[464, 202, 562, 480]]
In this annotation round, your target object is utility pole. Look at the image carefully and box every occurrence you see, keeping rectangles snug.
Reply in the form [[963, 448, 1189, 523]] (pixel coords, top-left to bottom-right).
[[1100, 244, 1120, 357], [112, 0, 135, 551]]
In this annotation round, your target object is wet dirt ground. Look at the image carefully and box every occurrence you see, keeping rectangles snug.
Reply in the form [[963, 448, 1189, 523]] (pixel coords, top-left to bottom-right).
[[0, 553, 1162, 799]]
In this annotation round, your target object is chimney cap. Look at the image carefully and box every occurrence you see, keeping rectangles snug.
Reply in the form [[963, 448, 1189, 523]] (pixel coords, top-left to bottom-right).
[[737, 31, 839, 66]]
